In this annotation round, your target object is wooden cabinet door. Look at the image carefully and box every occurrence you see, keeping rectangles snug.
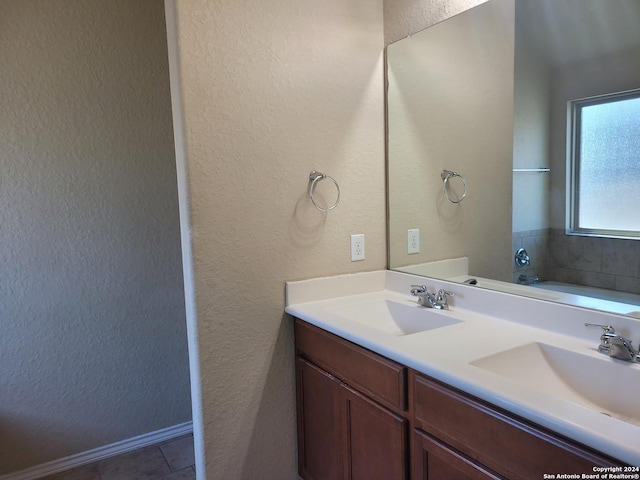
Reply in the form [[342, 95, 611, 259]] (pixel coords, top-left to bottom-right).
[[342, 385, 408, 480], [413, 429, 504, 480], [296, 356, 409, 480], [296, 358, 343, 480]]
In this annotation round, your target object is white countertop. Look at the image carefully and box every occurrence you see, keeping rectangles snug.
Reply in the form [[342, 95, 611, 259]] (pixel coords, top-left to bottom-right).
[[285, 270, 640, 466]]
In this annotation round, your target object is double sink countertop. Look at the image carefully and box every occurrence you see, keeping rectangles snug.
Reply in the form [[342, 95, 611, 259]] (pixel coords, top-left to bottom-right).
[[285, 270, 640, 466]]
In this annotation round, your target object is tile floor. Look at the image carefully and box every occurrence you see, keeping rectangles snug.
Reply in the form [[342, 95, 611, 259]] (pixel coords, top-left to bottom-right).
[[41, 434, 195, 480]]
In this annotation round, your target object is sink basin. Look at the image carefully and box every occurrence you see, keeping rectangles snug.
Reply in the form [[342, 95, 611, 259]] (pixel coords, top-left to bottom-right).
[[470, 342, 640, 424], [327, 299, 462, 336]]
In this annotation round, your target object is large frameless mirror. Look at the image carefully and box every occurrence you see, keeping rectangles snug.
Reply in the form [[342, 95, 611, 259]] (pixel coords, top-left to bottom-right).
[[387, 0, 640, 318]]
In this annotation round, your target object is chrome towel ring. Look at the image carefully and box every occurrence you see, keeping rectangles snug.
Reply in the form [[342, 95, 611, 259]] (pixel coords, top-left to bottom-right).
[[308, 171, 340, 212], [441, 170, 467, 204]]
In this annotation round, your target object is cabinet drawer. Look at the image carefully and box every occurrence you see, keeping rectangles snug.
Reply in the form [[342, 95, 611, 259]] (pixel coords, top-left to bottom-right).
[[294, 319, 407, 412], [413, 374, 620, 479]]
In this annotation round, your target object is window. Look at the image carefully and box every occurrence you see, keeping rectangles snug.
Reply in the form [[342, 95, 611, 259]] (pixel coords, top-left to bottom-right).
[[568, 90, 640, 238]]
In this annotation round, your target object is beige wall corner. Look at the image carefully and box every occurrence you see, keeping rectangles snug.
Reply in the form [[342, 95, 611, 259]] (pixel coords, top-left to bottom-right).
[[169, 0, 385, 477]]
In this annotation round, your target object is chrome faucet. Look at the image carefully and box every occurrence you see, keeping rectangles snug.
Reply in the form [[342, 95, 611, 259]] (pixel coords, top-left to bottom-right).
[[585, 323, 640, 363], [410, 285, 454, 310]]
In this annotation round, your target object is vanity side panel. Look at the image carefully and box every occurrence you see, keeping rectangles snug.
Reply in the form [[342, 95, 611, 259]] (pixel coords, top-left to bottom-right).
[[413, 374, 621, 479], [294, 319, 407, 413]]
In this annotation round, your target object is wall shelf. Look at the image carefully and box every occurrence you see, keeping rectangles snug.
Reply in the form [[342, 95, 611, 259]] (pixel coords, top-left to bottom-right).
[[512, 168, 551, 173]]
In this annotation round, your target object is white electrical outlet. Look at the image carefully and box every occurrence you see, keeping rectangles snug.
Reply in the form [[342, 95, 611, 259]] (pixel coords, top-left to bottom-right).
[[350, 234, 365, 261], [408, 228, 420, 254]]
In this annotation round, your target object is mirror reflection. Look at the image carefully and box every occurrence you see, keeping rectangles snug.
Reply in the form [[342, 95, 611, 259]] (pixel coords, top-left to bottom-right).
[[387, 0, 640, 318]]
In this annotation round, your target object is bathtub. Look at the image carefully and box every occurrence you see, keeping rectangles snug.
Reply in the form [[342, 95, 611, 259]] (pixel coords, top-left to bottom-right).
[[447, 275, 640, 318], [534, 281, 640, 318]]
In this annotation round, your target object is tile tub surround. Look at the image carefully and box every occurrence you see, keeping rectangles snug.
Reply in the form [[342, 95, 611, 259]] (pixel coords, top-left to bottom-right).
[[513, 228, 640, 295], [39, 435, 195, 480], [547, 228, 640, 294], [285, 270, 640, 465]]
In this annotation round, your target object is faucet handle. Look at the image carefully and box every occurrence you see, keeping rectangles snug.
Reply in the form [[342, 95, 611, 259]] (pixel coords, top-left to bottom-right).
[[585, 324, 639, 362], [436, 289, 454, 301], [410, 285, 427, 295], [585, 323, 617, 354], [436, 289, 454, 309], [585, 323, 615, 334]]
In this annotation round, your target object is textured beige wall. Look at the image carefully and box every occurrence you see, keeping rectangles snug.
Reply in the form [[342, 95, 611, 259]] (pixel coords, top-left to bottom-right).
[[0, 0, 191, 473], [387, 0, 514, 282], [384, 0, 488, 45], [167, 0, 386, 477]]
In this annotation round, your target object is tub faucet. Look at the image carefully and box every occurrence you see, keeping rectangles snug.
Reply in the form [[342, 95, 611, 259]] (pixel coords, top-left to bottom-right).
[[410, 285, 454, 310], [518, 274, 539, 285], [585, 323, 640, 363]]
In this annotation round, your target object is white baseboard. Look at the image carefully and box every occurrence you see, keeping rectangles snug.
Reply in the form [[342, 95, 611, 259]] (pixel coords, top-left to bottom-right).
[[0, 421, 193, 480]]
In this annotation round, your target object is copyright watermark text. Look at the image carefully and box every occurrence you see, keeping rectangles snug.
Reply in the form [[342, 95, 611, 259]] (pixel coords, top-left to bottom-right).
[[542, 467, 640, 479]]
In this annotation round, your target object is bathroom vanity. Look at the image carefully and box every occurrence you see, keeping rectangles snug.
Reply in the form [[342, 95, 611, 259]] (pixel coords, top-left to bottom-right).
[[286, 271, 640, 479]]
